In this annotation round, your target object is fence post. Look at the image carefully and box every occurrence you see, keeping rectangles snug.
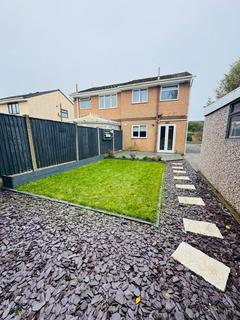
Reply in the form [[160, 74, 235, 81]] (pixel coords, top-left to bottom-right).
[[112, 130, 115, 151], [75, 124, 79, 161], [24, 115, 37, 171], [97, 127, 101, 155]]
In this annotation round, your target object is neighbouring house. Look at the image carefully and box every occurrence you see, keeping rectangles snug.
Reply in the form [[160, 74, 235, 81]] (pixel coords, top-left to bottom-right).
[[71, 72, 193, 154], [199, 86, 240, 214], [0, 89, 74, 121]]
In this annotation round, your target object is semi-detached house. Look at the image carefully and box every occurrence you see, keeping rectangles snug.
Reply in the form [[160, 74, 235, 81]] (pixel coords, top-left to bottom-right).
[[71, 72, 193, 154]]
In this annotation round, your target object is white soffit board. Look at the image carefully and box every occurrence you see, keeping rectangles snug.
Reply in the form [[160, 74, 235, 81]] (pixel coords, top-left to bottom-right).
[[171, 242, 230, 292]]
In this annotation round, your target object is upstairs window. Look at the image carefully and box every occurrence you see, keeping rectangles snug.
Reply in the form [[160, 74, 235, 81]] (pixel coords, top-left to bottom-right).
[[227, 100, 240, 138], [8, 103, 20, 114], [132, 125, 147, 138], [132, 88, 148, 103], [160, 85, 179, 101], [80, 98, 91, 109], [99, 94, 117, 109], [60, 109, 69, 118]]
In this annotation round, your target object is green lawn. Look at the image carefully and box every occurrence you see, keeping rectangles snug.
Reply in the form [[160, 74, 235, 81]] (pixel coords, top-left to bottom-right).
[[18, 159, 165, 223]]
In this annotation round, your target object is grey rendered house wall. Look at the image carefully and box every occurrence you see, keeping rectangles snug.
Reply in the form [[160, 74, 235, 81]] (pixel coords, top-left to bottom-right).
[[199, 104, 240, 213]]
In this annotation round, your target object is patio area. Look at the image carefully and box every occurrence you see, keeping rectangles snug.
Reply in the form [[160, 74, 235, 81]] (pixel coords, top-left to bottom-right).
[[0, 161, 239, 319]]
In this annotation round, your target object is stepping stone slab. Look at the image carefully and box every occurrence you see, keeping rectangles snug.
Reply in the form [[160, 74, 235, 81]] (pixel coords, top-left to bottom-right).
[[172, 166, 184, 170], [171, 162, 183, 166], [178, 196, 205, 206], [176, 184, 196, 190], [171, 242, 230, 292], [183, 218, 223, 238], [173, 170, 186, 174], [173, 176, 190, 180]]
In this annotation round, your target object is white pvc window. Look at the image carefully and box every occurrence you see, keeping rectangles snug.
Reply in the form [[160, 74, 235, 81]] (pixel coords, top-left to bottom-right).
[[228, 100, 240, 138], [132, 88, 148, 103], [80, 98, 91, 109], [132, 125, 147, 138], [160, 85, 179, 100], [60, 109, 68, 118], [99, 94, 117, 109], [8, 103, 20, 114]]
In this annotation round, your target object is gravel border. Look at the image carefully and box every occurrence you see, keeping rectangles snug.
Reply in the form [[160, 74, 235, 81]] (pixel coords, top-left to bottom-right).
[[0, 160, 239, 319]]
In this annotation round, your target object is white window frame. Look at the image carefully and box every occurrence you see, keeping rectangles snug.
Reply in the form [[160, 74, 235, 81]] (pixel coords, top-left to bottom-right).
[[99, 94, 118, 109], [8, 103, 20, 114], [157, 124, 176, 153], [131, 124, 147, 139], [80, 98, 91, 109], [60, 109, 69, 118], [132, 88, 148, 104], [160, 84, 179, 101]]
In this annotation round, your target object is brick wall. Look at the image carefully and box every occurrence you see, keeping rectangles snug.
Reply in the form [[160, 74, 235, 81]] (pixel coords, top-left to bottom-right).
[[73, 82, 190, 153]]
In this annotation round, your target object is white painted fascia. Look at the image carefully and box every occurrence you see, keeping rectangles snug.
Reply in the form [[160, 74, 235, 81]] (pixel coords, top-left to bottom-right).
[[204, 86, 240, 116], [71, 75, 193, 99], [0, 98, 28, 105]]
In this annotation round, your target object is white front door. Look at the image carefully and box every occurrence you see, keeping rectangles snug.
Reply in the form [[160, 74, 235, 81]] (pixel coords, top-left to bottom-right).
[[158, 124, 176, 153]]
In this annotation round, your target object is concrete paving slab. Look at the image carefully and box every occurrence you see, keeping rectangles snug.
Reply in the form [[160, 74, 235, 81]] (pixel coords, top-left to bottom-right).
[[178, 196, 205, 206], [176, 184, 196, 190], [173, 176, 190, 181], [183, 218, 223, 238], [172, 166, 184, 170], [171, 242, 230, 292], [173, 170, 186, 174], [171, 162, 183, 166]]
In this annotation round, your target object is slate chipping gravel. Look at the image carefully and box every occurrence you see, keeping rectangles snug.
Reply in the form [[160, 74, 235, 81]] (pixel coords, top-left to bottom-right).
[[0, 161, 240, 320]]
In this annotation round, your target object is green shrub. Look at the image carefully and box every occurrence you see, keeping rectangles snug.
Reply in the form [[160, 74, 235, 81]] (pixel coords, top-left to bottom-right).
[[157, 155, 162, 161], [142, 156, 149, 161], [121, 155, 126, 159]]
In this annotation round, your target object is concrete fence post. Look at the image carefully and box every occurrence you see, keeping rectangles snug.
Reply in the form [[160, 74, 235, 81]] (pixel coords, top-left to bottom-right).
[[75, 124, 79, 161], [97, 127, 101, 155], [24, 115, 37, 171]]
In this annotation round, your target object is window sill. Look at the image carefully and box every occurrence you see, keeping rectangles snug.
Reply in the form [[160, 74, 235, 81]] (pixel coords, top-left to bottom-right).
[[80, 107, 91, 110], [226, 136, 240, 140], [160, 98, 179, 102], [132, 101, 148, 105], [131, 137, 147, 139], [99, 106, 118, 110]]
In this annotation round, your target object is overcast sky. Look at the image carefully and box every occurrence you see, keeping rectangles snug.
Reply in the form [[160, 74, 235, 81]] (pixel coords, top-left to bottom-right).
[[0, 0, 239, 120]]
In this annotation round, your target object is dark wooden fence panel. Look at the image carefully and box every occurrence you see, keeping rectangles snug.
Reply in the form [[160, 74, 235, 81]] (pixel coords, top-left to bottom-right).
[[114, 130, 122, 151], [31, 118, 76, 168], [0, 113, 124, 178], [78, 126, 99, 160], [0, 113, 33, 175], [99, 128, 113, 154]]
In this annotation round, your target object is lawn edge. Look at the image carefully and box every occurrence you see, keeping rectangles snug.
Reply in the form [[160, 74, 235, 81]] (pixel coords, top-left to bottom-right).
[[4, 188, 157, 227]]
